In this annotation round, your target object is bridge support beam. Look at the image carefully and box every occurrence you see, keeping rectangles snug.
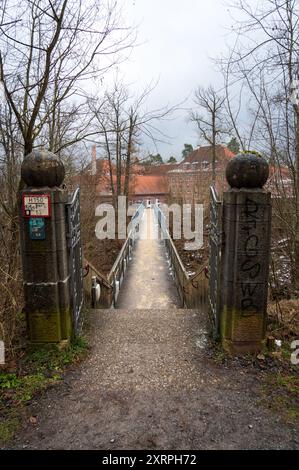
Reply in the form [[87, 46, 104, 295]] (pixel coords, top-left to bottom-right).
[[19, 150, 72, 344], [220, 153, 271, 354]]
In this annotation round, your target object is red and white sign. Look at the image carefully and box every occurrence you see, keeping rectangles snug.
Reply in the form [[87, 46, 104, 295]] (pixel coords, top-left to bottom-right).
[[22, 194, 51, 218]]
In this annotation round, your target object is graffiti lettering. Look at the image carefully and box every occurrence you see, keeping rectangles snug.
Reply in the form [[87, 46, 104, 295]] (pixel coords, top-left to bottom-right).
[[239, 198, 262, 316], [244, 234, 259, 257], [241, 259, 261, 278], [241, 282, 258, 297], [241, 298, 258, 311], [243, 198, 259, 219], [241, 219, 257, 236]]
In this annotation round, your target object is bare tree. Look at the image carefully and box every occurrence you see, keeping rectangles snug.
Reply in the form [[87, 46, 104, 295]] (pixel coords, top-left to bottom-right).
[[0, 0, 134, 358], [190, 86, 229, 183], [90, 79, 180, 206], [223, 0, 299, 289], [0, 103, 23, 357], [0, 0, 134, 156]]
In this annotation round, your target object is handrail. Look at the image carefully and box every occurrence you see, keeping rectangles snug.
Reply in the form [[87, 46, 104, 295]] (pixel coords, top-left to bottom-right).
[[210, 184, 220, 204], [106, 203, 144, 306], [107, 203, 144, 282], [83, 257, 112, 289], [107, 235, 132, 283], [209, 185, 223, 337], [167, 236, 190, 281], [154, 203, 208, 310], [153, 204, 189, 279], [84, 203, 144, 308], [66, 186, 80, 206]]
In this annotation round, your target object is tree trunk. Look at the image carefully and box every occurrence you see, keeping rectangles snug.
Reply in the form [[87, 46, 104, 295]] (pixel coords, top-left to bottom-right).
[[212, 113, 216, 185], [24, 137, 33, 157], [124, 119, 134, 198], [294, 111, 299, 290]]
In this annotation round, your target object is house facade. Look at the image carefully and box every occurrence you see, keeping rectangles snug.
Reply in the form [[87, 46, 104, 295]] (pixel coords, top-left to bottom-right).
[[86, 144, 238, 206], [168, 145, 235, 204]]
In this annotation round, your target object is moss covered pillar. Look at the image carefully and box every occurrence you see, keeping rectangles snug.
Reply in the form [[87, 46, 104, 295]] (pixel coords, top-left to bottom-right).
[[220, 153, 271, 354], [19, 150, 72, 344]]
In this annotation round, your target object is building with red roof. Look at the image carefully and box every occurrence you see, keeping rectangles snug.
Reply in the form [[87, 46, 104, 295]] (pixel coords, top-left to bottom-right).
[[168, 144, 235, 203], [82, 144, 292, 207], [85, 144, 237, 205], [129, 174, 168, 206]]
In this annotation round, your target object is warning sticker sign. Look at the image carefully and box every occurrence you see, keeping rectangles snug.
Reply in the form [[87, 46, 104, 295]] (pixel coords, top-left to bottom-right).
[[22, 194, 51, 218]]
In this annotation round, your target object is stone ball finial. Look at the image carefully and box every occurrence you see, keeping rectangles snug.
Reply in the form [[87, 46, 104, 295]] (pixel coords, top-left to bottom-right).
[[21, 150, 65, 188], [225, 152, 269, 189]]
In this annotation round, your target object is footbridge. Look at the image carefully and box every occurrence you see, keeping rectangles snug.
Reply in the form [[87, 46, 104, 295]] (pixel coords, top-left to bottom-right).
[[19, 149, 272, 355], [15, 150, 278, 450], [84, 205, 209, 313]]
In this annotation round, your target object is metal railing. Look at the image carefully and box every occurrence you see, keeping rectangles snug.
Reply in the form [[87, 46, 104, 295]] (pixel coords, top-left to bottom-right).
[[66, 187, 84, 335], [84, 203, 144, 308], [107, 203, 144, 307], [83, 259, 113, 309], [209, 186, 222, 338], [154, 204, 208, 311]]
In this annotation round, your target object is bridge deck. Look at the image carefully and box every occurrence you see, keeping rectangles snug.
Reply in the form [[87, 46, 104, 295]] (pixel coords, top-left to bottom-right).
[[116, 208, 180, 309]]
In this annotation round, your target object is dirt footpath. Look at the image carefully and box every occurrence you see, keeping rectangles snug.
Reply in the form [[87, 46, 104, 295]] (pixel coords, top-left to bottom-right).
[[9, 309, 299, 450]]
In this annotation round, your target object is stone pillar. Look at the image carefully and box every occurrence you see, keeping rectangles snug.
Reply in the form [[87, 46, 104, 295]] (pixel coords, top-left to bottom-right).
[[220, 153, 271, 354], [19, 150, 72, 344]]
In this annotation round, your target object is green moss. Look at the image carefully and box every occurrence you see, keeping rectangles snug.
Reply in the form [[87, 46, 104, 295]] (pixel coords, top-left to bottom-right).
[[61, 308, 72, 340], [0, 374, 22, 389], [241, 150, 262, 157], [28, 310, 62, 342], [213, 349, 226, 364], [27, 308, 74, 343], [0, 415, 19, 443], [25, 336, 88, 371], [275, 374, 299, 394], [260, 373, 299, 424], [0, 336, 88, 445], [280, 342, 293, 362]]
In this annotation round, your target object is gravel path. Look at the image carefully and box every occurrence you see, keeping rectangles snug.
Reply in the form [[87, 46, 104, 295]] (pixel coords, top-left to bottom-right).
[[10, 308, 299, 450]]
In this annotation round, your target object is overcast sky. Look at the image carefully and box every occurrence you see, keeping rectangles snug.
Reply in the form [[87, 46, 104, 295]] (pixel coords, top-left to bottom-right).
[[112, 0, 236, 161]]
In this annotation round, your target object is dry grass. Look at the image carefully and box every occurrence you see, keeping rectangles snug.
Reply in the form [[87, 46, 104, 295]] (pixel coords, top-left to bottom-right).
[[267, 298, 299, 340]]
